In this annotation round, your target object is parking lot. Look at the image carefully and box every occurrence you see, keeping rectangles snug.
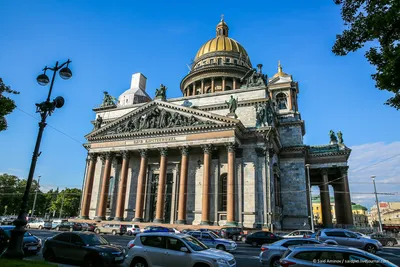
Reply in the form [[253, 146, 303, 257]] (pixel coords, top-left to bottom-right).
[[25, 229, 400, 267]]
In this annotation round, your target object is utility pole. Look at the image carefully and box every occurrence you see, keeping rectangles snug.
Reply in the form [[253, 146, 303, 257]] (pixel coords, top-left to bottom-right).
[[59, 191, 65, 219], [305, 164, 315, 232], [371, 175, 383, 233], [31, 176, 41, 218]]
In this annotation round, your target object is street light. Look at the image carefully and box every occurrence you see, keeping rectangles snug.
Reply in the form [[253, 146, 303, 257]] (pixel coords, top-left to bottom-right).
[[305, 164, 315, 232], [2, 60, 72, 259], [371, 175, 383, 233]]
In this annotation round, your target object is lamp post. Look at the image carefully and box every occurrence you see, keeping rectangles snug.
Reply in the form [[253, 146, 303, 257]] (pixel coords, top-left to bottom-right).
[[305, 164, 315, 232], [31, 175, 41, 218], [2, 60, 72, 259], [371, 175, 383, 233]]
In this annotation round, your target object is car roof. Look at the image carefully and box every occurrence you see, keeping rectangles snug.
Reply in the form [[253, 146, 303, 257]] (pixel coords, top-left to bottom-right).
[[138, 232, 190, 237], [289, 244, 364, 252], [321, 228, 350, 232]]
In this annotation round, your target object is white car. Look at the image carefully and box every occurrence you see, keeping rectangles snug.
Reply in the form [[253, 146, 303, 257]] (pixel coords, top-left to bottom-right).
[[26, 219, 51, 230], [283, 230, 314, 238], [126, 224, 141, 236], [126, 232, 236, 267]]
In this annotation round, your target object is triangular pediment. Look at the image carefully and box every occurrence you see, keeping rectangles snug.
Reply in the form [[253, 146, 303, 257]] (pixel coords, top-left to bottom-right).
[[86, 100, 240, 140]]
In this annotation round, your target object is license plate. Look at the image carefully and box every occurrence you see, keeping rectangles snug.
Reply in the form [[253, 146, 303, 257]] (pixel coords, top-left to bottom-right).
[[115, 256, 123, 261], [28, 246, 37, 251]]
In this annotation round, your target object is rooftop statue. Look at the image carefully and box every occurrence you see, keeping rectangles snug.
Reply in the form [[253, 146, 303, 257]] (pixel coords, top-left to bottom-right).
[[329, 130, 338, 144], [337, 131, 344, 144], [155, 84, 167, 101], [101, 91, 117, 107], [94, 115, 103, 130], [225, 95, 238, 114], [256, 103, 273, 127], [240, 68, 267, 88]]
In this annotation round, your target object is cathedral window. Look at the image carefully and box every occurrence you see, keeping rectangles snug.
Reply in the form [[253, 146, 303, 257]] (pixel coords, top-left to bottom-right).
[[234, 59, 238, 64], [219, 173, 227, 211], [276, 93, 288, 110], [225, 58, 230, 63], [217, 58, 222, 65]]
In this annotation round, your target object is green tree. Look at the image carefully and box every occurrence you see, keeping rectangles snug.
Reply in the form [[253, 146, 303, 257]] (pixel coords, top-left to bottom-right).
[[333, 0, 400, 109], [50, 188, 82, 218], [0, 78, 20, 131]]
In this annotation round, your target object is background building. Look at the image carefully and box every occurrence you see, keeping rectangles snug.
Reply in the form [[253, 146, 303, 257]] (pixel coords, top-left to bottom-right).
[[369, 202, 400, 227]]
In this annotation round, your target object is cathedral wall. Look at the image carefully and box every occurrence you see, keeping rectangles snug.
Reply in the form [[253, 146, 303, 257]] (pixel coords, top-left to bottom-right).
[[279, 157, 309, 230], [89, 158, 103, 219], [242, 147, 258, 228], [236, 106, 256, 127], [279, 125, 303, 146]]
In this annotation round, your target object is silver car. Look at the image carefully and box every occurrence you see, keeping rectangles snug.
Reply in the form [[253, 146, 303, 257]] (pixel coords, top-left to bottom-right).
[[316, 229, 383, 254], [126, 232, 236, 267], [259, 238, 337, 267], [187, 230, 237, 251], [279, 244, 397, 267]]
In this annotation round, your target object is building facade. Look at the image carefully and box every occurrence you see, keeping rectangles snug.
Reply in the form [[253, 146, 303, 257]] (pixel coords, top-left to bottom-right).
[[80, 19, 354, 230]]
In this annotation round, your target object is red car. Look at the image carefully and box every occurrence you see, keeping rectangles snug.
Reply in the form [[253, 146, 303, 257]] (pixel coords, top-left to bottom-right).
[[81, 223, 96, 232]]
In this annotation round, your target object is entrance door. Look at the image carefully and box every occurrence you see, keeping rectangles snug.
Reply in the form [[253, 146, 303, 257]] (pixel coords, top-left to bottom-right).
[[148, 174, 159, 222], [164, 173, 174, 223]]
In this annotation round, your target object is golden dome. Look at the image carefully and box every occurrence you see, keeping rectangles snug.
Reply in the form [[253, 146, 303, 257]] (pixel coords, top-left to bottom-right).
[[195, 36, 249, 59], [272, 60, 290, 78]]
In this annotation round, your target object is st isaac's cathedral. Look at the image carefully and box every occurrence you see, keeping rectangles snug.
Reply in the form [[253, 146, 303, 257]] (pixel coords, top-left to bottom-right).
[[80, 19, 354, 230]]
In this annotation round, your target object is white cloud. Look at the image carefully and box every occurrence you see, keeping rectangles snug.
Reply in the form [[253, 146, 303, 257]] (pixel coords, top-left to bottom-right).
[[348, 142, 400, 209]]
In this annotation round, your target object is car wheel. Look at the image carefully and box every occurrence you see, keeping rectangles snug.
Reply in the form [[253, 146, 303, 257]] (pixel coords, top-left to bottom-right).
[[38, 225, 43, 229], [251, 241, 258, 247], [95, 229, 100, 234], [270, 257, 281, 267], [26, 225, 30, 229], [69, 228, 73, 232], [85, 256, 103, 267], [364, 244, 377, 254], [112, 230, 117, 235], [130, 258, 148, 267], [232, 235, 237, 241], [44, 249, 56, 262], [216, 245, 226, 251], [241, 236, 246, 242], [386, 240, 394, 247]]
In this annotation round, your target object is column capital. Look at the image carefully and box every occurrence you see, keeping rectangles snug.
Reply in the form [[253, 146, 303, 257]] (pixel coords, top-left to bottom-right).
[[88, 153, 97, 161], [100, 152, 113, 163], [255, 147, 266, 157], [226, 143, 236, 153], [121, 150, 130, 160], [339, 166, 349, 176], [159, 147, 168, 157], [180, 146, 190, 156], [202, 144, 213, 154], [139, 149, 148, 158]]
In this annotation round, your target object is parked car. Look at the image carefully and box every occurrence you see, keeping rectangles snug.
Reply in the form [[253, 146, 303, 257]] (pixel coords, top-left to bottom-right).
[[355, 231, 371, 239], [316, 228, 383, 254], [370, 233, 398, 247], [245, 231, 282, 247], [180, 229, 193, 234], [143, 225, 170, 233], [43, 232, 126, 266], [81, 223, 96, 232], [282, 230, 314, 238], [51, 219, 68, 229], [259, 238, 337, 267], [220, 227, 243, 240], [94, 223, 127, 235], [27, 219, 52, 230], [126, 232, 236, 267], [0, 226, 42, 255], [187, 230, 237, 251], [126, 224, 141, 236], [199, 228, 220, 236], [279, 244, 397, 267], [55, 222, 82, 232]]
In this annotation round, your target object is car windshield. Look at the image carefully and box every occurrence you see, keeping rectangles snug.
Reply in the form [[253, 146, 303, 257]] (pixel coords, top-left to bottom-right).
[[182, 236, 209, 251], [208, 231, 219, 239], [82, 234, 109, 246]]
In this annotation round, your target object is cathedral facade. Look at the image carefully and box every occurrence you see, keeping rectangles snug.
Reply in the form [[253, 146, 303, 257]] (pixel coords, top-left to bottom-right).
[[80, 19, 354, 230]]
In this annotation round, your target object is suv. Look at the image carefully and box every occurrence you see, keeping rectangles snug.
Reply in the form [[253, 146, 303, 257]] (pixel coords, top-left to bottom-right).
[[126, 232, 236, 267], [279, 244, 397, 267], [187, 231, 237, 251], [95, 224, 127, 235], [316, 229, 383, 254], [55, 222, 82, 232], [27, 219, 52, 230], [126, 224, 141, 236], [220, 227, 243, 240]]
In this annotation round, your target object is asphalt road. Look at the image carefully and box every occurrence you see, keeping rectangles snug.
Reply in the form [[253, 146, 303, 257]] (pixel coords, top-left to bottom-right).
[[26, 229, 400, 267]]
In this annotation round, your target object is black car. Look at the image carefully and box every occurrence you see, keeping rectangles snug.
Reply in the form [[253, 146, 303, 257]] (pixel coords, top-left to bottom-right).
[[219, 227, 243, 240], [245, 231, 282, 247], [43, 232, 126, 266], [55, 222, 82, 232], [370, 233, 398, 246], [0, 226, 42, 255]]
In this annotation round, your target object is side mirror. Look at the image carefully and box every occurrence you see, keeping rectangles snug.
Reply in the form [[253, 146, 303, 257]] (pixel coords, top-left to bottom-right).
[[180, 247, 189, 253]]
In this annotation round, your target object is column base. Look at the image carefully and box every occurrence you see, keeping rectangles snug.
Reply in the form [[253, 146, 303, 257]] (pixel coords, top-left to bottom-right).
[[80, 216, 89, 220], [114, 217, 124, 221], [133, 218, 144, 222], [175, 220, 186, 225], [153, 218, 164, 224], [224, 221, 238, 226], [94, 216, 105, 221], [200, 221, 211, 225]]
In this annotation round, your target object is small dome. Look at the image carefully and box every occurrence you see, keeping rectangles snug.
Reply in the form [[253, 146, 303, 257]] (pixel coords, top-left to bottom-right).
[[272, 60, 290, 78]]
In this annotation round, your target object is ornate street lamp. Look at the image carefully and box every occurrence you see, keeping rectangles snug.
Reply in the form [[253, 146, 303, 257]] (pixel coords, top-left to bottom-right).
[[1, 60, 72, 259]]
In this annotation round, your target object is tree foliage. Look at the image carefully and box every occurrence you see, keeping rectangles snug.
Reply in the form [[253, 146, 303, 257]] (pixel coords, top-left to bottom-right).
[[333, 0, 400, 109], [0, 78, 19, 131], [0, 173, 81, 218]]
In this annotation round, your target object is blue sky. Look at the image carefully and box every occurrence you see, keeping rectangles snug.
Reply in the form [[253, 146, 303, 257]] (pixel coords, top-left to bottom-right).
[[0, 0, 398, 208]]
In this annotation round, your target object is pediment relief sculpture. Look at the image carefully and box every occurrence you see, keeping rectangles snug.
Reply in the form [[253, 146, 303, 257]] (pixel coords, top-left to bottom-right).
[[104, 107, 215, 135]]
